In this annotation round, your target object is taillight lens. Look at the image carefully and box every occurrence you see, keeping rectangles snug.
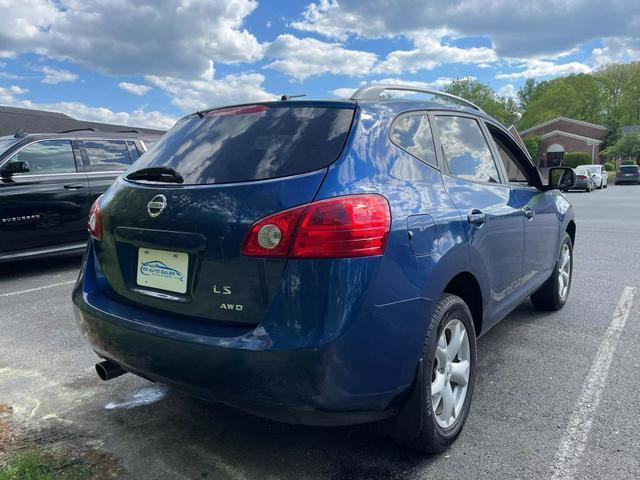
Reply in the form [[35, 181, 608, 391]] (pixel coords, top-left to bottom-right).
[[577, 175, 587, 180], [87, 195, 103, 240], [241, 194, 391, 259], [204, 105, 269, 117]]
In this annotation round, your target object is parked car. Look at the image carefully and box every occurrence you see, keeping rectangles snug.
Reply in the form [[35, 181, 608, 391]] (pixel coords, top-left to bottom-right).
[[615, 164, 640, 185], [573, 166, 597, 192], [73, 86, 576, 453], [0, 129, 161, 262], [576, 164, 607, 189]]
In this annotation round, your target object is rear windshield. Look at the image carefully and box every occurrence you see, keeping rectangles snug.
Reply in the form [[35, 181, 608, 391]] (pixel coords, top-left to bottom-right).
[[127, 105, 354, 185], [620, 165, 638, 173]]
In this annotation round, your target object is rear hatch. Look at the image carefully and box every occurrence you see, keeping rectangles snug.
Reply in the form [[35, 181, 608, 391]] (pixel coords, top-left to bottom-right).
[[619, 166, 639, 176], [95, 102, 355, 325]]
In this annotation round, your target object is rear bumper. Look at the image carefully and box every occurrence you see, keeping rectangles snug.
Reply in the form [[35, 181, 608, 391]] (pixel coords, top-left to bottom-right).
[[572, 179, 591, 189], [615, 177, 640, 184], [73, 244, 428, 426]]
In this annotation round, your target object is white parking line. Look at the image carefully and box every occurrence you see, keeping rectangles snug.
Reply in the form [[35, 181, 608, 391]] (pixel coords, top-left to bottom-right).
[[550, 286, 637, 480], [0, 280, 76, 298]]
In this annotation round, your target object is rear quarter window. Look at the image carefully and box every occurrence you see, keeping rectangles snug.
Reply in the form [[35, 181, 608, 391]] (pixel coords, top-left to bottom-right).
[[126, 105, 355, 185], [83, 140, 133, 171], [390, 114, 437, 167]]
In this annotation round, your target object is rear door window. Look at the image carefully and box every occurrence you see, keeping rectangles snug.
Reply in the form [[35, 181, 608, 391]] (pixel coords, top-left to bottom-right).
[[435, 116, 501, 183], [83, 140, 132, 171], [126, 105, 355, 185], [390, 114, 437, 167], [7, 140, 77, 175]]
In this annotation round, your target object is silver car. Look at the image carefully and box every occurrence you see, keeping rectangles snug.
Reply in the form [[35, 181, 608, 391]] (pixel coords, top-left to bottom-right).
[[576, 164, 608, 189]]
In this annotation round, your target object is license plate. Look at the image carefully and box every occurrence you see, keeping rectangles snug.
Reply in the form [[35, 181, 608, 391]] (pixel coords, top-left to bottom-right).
[[137, 247, 188, 294]]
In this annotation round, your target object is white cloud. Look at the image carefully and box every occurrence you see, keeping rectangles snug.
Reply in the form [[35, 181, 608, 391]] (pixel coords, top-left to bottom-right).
[[497, 84, 517, 99], [265, 34, 377, 81], [118, 82, 151, 96], [374, 32, 497, 74], [0, 0, 60, 54], [495, 59, 591, 80], [292, 0, 640, 58], [330, 77, 461, 98], [146, 61, 275, 112], [0, 0, 263, 78], [0, 82, 175, 130], [330, 87, 359, 99], [591, 37, 640, 68], [0, 84, 29, 103], [40, 66, 78, 84]]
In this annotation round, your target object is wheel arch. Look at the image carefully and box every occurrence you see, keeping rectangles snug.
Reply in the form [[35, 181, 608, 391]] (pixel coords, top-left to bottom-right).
[[565, 220, 576, 247], [442, 271, 483, 337]]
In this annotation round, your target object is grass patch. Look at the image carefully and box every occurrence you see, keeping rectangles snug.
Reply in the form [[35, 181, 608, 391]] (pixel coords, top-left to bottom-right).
[[0, 448, 124, 480]]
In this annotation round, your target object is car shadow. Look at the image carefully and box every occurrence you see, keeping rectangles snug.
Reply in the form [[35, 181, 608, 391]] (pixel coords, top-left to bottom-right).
[[1, 252, 83, 278], [87, 382, 436, 479]]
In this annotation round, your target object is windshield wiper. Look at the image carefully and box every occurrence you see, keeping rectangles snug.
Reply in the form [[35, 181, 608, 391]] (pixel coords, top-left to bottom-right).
[[126, 166, 184, 184]]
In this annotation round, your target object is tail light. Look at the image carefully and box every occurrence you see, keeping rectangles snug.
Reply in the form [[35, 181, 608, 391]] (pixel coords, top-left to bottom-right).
[[577, 175, 587, 180], [87, 195, 103, 240], [241, 194, 391, 258], [204, 105, 269, 117]]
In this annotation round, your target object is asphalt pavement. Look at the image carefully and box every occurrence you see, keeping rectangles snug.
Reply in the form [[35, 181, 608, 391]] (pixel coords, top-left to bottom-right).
[[1, 183, 639, 479]]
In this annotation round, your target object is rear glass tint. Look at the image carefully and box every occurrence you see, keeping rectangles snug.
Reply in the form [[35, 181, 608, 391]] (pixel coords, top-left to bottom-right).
[[127, 105, 354, 185], [620, 166, 638, 173]]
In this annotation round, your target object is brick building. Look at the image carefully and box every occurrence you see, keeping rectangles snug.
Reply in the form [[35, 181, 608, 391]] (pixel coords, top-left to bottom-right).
[[520, 117, 605, 167]]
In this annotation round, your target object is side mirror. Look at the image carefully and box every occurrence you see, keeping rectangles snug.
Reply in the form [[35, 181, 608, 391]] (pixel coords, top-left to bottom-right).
[[549, 167, 575, 191], [1, 160, 30, 177]]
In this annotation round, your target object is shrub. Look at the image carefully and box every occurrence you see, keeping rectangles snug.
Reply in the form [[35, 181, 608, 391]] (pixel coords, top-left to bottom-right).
[[604, 161, 615, 171], [563, 152, 592, 168], [622, 159, 637, 165]]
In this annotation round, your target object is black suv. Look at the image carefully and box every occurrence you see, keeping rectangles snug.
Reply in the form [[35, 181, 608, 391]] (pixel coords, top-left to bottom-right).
[[0, 129, 162, 262]]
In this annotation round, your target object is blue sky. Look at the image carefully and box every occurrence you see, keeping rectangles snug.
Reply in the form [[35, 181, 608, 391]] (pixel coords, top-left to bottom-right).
[[0, 0, 638, 130]]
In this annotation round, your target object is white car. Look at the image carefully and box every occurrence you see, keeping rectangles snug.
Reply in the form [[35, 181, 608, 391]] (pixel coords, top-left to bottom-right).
[[577, 164, 608, 189]]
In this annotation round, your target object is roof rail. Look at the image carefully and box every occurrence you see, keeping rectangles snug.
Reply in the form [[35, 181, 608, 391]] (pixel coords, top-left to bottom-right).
[[59, 127, 98, 133], [350, 84, 484, 112], [116, 129, 140, 133]]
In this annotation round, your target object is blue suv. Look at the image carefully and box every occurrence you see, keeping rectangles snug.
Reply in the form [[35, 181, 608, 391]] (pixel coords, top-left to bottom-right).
[[73, 85, 576, 452]]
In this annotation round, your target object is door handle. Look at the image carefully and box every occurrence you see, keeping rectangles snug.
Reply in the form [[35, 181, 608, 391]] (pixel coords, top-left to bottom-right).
[[467, 209, 486, 225], [64, 184, 85, 190], [523, 207, 535, 220]]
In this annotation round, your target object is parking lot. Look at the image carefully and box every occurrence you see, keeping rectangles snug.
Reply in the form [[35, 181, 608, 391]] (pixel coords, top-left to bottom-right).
[[1, 184, 639, 479]]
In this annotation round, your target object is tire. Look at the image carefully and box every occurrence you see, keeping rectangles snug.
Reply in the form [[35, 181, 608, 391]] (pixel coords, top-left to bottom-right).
[[598, 180, 603, 189], [531, 233, 573, 311], [400, 294, 477, 454]]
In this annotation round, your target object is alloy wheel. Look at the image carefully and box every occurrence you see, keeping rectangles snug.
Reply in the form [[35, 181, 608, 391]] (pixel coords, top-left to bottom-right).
[[431, 319, 471, 429], [558, 243, 571, 300]]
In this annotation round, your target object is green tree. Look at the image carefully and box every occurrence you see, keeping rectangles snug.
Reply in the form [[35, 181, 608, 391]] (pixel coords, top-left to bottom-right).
[[596, 62, 634, 120], [517, 78, 547, 111], [601, 130, 640, 160], [444, 78, 519, 126], [518, 80, 582, 130], [601, 116, 622, 150]]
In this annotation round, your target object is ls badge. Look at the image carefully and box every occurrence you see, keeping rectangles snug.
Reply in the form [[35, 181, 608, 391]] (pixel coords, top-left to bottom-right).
[[213, 285, 232, 295]]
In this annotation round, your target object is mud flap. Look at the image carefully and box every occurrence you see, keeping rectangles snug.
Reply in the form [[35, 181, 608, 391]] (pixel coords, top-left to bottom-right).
[[376, 359, 425, 440]]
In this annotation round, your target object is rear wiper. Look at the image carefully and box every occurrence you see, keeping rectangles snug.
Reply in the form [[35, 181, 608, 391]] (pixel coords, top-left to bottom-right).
[[126, 166, 184, 183]]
